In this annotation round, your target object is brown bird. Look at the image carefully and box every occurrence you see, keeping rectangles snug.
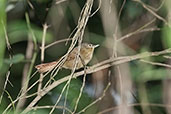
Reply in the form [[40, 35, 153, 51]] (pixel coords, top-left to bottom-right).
[[35, 43, 99, 73]]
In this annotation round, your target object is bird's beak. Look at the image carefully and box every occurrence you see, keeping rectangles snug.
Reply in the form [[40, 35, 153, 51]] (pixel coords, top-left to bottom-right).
[[94, 44, 99, 48]]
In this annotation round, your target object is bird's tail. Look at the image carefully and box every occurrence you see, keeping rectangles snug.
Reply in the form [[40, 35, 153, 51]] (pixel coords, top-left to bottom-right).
[[35, 61, 58, 73]]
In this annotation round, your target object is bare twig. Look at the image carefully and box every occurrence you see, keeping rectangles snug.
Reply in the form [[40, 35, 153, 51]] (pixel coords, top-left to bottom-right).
[[132, 0, 168, 25], [97, 103, 171, 114], [140, 59, 171, 69], [117, 18, 158, 42], [44, 38, 72, 49], [112, 0, 127, 57], [89, 0, 101, 17], [27, 0, 34, 9], [163, 55, 171, 60], [31, 105, 72, 114], [145, 0, 165, 11], [117, 27, 160, 42], [4, 90, 15, 112], [37, 23, 49, 93], [72, 67, 87, 114], [16, 37, 34, 111], [0, 21, 13, 104], [56, 0, 68, 4], [77, 79, 111, 114], [16, 13, 38, 112]]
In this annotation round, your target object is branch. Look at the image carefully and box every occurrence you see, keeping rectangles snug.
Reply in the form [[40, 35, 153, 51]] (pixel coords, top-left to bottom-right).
[[37, 23, 49, 93], [132, 0, 168, 25], [98, 103, 171, 114]]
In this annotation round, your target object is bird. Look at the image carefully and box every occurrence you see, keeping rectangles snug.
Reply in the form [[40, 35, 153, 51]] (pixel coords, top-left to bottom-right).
[[35, 43, 99, 73]]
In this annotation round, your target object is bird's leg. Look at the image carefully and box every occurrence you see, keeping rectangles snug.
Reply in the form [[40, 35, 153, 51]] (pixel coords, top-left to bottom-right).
[[79, 55, 88, 70]]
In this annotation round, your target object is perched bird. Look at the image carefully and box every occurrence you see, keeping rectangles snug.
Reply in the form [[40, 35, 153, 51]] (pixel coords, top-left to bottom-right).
[[35, 43, 99, 73]]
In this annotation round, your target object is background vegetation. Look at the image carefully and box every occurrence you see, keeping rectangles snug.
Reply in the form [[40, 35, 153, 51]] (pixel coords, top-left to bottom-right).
[[1, 0, 171, 114]]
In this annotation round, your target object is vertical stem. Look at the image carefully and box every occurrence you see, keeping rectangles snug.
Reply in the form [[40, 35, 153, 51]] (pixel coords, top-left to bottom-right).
[[0, 0, 6, 71], [138, 82, 152, 114], [16, 13, 37, 112], [16, 36, 34, 112], [162, 1, 171, 113], [0, 0, 6, 105], [0, 4, 9, 104], [37, 23, 48, 93]]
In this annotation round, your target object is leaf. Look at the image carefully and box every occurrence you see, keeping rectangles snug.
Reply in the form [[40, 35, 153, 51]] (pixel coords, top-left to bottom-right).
[[52, 79, 93, 112], [137, 68, 168, 82], [162, 25, 171, 48], [8, 21, 53, 44], [0, 0, 6, 70], [4, 54, 25, 64]]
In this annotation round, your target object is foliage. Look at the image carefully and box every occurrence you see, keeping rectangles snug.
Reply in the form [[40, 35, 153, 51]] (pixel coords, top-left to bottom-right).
[[0, 0, 171, 114]]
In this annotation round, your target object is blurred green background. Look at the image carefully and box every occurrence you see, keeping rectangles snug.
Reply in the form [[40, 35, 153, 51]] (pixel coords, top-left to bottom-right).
[[1, 0, 171, 114]]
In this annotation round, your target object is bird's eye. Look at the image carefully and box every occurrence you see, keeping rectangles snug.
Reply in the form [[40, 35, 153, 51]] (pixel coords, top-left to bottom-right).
[[88, 44, 93, 47]]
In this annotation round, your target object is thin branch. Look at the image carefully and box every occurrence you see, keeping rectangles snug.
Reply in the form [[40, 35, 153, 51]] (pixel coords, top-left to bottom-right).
[[117, 27, 160, 42], [0, 21, 13, 104], [117, 18, 158, 42], [89, 0, 101, 17], [97, 103, 171, 114], [145, 0, 165, 11], [37, 23, 49, 93], [132, 0, 168, 25], [27, 0, 34, 9], [16, 13, 38, 112], [112, 0, 127, 57], [140, 59, 171, 69], [56, 0, 68, 4], [4, 90, 15, 112], [72, 67, 87, 114], [77, 81, 111, 114], [31, 105, 72, 114], [44, 38, 72, 49], [163, 55, 171, 60], [16, 36, 34, 111]]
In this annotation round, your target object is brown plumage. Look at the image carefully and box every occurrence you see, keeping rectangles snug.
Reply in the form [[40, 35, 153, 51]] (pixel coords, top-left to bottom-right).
[[35, 43, 99, 73]]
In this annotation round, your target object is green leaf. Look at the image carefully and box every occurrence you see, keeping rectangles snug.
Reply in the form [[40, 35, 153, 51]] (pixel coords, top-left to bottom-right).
[[4, 54, 25, 64], [52, 79, 93, 112], [162, 25, 171, 48], [137, 68, 168, 82], [8, 21, 53, 44], [0, 0, 6, 70]]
